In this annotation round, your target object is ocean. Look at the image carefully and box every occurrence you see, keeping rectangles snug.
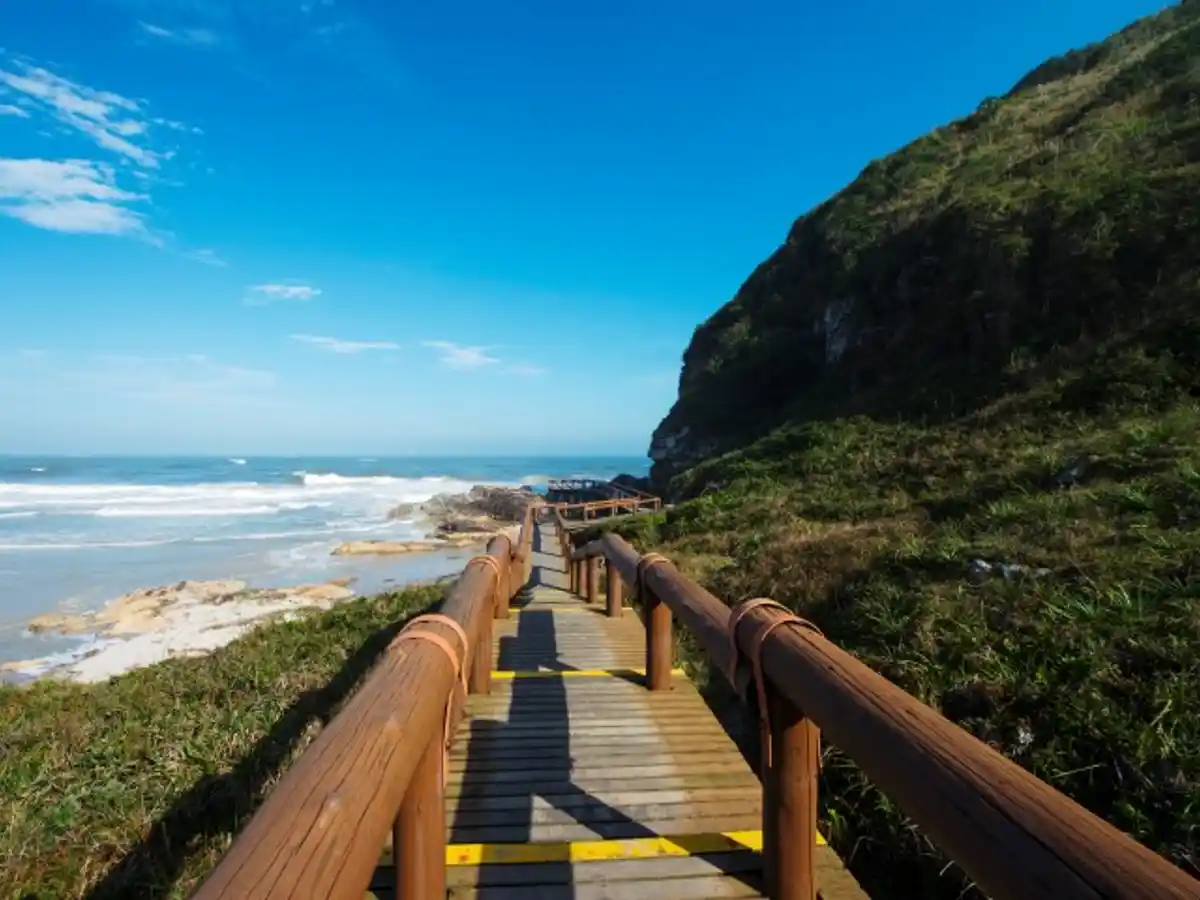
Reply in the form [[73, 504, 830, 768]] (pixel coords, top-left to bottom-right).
[[0, 454, 647, 666]]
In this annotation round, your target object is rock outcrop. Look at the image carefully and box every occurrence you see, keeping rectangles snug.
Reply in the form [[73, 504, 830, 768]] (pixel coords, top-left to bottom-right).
[[383, 484, 534, 539], [26, 578, 356, 639]]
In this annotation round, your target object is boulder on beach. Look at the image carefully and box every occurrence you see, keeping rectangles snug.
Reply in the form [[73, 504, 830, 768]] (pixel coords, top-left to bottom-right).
[[332, 540, 442, 556], [385, 485, 533, 532]]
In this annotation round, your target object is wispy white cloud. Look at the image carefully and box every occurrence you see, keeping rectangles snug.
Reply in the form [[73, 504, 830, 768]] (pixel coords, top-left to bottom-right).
[[154, 117, 203, 135], [184, 247, 226, 267], [138, 21, 223, 48], [0, 56, 205, 251], [0, 62, 164, 169], [506, 363, 547, 377], [0, 158, 148, 236], [246, 283, 322, 304], [291, 334, 401, 355], [108, 0, 403, 89], [138, 21, 173, 38], [422, 340, 500, 371]]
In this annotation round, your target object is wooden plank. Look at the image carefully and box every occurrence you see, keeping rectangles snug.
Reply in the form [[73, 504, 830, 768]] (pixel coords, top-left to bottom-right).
[[453, 723, 738, 742], [450, 760, 751, 787], [446, 798, 763, 830], [446, 816, 764, 846], [441, 873, 765, 900], [447, 757, 754, 780], [460, 710, 729, 727], [448, 735, 746, 759], [443, 852, 761, 886], [446, 786, 762, 815], [445, 772, 762, 800], [450, 728, 746, 751]]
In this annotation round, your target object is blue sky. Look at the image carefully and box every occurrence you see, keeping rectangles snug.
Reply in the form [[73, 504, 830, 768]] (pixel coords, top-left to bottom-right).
[[0, 0, 1172, 456]]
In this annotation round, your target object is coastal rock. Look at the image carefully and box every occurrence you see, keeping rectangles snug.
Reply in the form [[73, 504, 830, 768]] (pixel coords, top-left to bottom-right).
[[435, 531, 500, 547], [15, 577, 365, 684], [332, 540, 441, 556], [386, 502, 419, 520], [385, 485, 533, 534], [437, 515, 502, 535], [27, 613, 92, 636]]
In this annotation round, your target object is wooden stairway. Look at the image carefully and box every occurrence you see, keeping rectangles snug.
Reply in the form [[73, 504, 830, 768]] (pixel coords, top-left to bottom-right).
[[372, 519, 866, 899]]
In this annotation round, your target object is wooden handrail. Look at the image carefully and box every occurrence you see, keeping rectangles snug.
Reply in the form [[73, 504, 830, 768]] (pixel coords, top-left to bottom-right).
[[570, 532, 1200, 900], [190, 504, 538, 900], [549, 495, 662, 520]]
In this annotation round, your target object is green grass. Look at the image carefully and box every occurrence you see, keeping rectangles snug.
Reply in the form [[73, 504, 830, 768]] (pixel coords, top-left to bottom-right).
[[583, 341, 1200, 897], [0, 584, 442, 900]]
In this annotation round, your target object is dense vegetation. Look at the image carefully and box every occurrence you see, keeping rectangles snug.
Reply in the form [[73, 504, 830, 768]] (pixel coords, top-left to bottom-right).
[[651, 0, 1200, 482], [617, 2, 1200, 896], [0, 585, 440, 900]]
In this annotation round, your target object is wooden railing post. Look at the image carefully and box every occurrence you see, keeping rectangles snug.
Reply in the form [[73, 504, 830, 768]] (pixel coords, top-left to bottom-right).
[[469, 580, 494, 695], [394, 734, 445, 900], [496, 559, 511, 620], [605, 559, 622, 617], [645, 584, 673, 691], [586, 555, 599, 604], [762, 690, 819, 900]]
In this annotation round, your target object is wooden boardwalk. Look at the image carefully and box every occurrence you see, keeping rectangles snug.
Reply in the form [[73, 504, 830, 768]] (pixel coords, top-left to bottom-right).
[[371, 519, 867, 899]]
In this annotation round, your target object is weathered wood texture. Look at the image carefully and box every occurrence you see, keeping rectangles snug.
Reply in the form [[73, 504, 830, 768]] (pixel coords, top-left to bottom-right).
[[373, 519, 865, 900], [571, 533, 1200, 900]]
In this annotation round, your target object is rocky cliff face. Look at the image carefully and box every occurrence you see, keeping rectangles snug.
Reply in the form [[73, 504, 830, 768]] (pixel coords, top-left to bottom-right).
[[650, 0, 1200, 487]]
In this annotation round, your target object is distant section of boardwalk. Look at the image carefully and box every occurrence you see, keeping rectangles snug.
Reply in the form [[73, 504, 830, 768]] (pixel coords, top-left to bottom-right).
[[371, 519, 867, 899]]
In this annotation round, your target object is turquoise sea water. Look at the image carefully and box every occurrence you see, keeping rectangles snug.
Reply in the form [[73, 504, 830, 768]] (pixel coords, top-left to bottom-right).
[[0, 454, 647, 665]]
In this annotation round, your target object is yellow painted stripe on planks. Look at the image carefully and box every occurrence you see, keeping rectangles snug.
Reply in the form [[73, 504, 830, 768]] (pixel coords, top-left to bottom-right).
[[490, 667, 687, 679], [445, 830, 825, 865]]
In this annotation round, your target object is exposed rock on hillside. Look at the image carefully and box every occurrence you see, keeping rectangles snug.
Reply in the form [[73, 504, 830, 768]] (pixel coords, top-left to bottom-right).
[[650, 0, 1200, 487]]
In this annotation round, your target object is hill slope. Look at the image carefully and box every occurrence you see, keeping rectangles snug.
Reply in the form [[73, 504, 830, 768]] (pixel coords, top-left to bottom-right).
[[651, 0, 1200, 486], [619, 3, 1200, 896]]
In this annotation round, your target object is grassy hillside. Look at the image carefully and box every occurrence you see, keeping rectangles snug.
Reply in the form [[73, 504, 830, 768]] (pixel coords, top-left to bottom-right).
[[618, 2, 1200, 896], [650, 0, 1200, 483], [0, 585, 440, 900], [595, 362, 1200, 894]]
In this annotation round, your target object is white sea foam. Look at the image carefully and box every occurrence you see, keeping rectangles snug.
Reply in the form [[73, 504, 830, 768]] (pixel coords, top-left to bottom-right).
[[0, 538, 178, 551], [94, 504, 286, 518], [0, 472, 484, 554], [228, 458, 247, 465], [0, 475, 478, 517]]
